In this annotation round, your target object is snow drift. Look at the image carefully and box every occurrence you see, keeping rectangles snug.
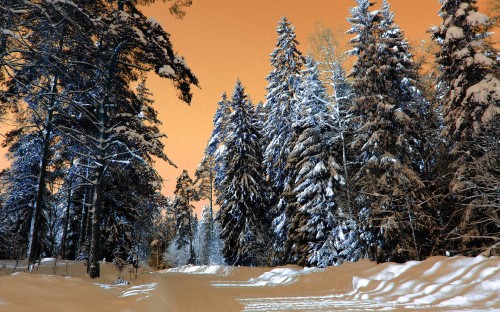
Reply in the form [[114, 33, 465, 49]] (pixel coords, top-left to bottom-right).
[[161, 264, 233, 276], [241, 255, 500, 311], [213, 267, 321, 287]]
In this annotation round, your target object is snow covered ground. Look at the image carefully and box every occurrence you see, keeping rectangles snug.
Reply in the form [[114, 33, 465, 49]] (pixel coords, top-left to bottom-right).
[[95, 281, 158, 299], [161, 264, 233, 276], [240, 255, 500, 311], [213, 267, 321, 287], [166, 255, 499, 311], [0, 255, 498, 311]]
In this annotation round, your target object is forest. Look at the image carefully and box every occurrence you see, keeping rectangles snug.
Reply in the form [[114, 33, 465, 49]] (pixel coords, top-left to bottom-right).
[[0, 0, 498, 279]]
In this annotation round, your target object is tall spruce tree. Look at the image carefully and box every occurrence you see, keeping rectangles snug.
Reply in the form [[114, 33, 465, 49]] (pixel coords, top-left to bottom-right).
[[347, 0, 431, 262], [378, 0, 438, 259], [431, 0, 499, 255], [262, 17, 304, 264], [283, 58, 344, 267], [173, 170, 197, 265], [207, 93, 232, 196], [218, 80, 270, 266]]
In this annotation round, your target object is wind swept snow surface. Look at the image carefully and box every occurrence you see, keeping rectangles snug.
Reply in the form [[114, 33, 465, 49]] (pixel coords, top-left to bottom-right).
[[213, 267, 322, 287], [161, 264, 233, 276], [241, 255, 499, 311], [95, 281, 158, 299]]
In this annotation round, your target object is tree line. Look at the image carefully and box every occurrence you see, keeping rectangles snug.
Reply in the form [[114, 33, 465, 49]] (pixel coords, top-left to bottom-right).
[[203, 0, 498, 267]]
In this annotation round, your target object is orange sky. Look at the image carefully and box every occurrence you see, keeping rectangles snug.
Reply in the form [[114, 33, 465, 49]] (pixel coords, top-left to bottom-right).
[[0, 0, 493, 213]]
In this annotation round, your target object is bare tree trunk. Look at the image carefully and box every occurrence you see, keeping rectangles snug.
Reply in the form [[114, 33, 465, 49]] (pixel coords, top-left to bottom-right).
[[27, 21, 67, 264], [78, 166, 92, 253], [88, 176, 104, 278], [60, 165, 73, 259], [27, 103, 54, 264], [87, 39, 124, 278], [88, 96, 107, 278], [188, 198, 195, 265]]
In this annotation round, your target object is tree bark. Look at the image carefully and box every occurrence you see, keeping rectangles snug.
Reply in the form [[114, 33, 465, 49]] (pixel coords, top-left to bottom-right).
[[27, 100, 55, 264], [88, 95, 108, 278], [88, 173, 104, 278], [60, 164, 73, 259], [87, 38, 124, 278]]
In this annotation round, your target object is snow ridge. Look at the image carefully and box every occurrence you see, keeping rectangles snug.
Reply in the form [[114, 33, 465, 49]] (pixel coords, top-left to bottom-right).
[[240, 255, 500, 311], [162, 265, 233, 276], [214, 267, 321, 287]]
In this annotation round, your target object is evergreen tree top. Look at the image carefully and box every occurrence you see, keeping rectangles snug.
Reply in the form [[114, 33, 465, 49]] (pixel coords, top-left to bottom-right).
[[294, 57, 330, 128], [267, 17, 303, 83], [432, 0, 498, 139], [206, 92, 231, 157], [231, 79, 246, 108], [174, 169, 195, 198]]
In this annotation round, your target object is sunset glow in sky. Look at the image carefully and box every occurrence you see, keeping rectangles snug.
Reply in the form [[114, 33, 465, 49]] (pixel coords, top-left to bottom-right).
[[0, 0, 493, 210]]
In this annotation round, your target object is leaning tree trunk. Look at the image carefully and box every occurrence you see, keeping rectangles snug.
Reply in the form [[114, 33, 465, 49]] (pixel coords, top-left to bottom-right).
[[27, 23, 67, 265], [27, 91, 56, 265]]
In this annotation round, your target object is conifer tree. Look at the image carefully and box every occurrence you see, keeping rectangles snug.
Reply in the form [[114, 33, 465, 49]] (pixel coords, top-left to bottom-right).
[[196, 204, 224, 264], [173, 170, 197, 264], [283, 58, 344, 267], [194, 156, 215, 264], [431, 0, 499, 255], [69, 1, 197, 278], [207, 93, 232, 195], [150, 197, 176, 269], [347, 0, 431, 262], [197, 204, 212, 264], [262, 17, 304, 264], [264, 16, 303, 194], [0, 133, 44, 260], [218, 80, 270, 266], [254, 102, 269, 147]]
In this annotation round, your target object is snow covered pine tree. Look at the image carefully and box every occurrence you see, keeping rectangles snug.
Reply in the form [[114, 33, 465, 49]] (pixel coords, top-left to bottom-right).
[[347, 0, 432, 262], [263, 17, 304, 265], [218, 80, 271, 266], [432, 0, 499, 256], [283, 58, 344, 267]]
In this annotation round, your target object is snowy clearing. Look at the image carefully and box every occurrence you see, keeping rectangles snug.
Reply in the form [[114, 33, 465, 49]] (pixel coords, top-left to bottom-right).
[[0, 255, 498, 311]]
